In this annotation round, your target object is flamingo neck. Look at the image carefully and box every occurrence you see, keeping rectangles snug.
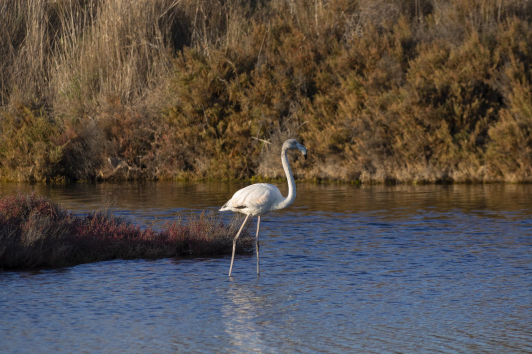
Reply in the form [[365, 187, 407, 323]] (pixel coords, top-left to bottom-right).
[[274, 145, 296, 210]]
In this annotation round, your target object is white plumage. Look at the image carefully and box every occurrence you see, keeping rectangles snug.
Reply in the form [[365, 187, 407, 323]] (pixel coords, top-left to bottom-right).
[[220, 139, 307, 276], [219, 183, 285, 216]]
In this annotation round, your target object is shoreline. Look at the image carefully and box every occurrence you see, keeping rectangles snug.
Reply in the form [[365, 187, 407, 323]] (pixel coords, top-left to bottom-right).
[[1, 176, 531, 185]]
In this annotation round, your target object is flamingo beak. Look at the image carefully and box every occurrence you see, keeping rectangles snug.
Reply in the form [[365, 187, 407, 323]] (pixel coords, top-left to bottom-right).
[[298, 144, 308, 159]]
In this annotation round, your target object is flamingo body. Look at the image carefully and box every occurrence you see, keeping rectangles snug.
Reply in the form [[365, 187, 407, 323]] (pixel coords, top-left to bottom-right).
[[219, 183, 286, 216]]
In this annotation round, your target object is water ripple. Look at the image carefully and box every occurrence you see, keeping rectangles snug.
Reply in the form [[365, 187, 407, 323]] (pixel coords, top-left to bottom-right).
[[1, 183, 532, 353]]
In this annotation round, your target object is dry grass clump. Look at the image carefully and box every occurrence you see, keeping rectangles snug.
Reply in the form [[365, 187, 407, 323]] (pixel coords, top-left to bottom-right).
[[1, 0, 532, 183], [0, 193, 252, 270]]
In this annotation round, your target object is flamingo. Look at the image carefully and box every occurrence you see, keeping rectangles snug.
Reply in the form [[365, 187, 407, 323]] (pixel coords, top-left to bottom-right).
[[220, 139, 307, 276]]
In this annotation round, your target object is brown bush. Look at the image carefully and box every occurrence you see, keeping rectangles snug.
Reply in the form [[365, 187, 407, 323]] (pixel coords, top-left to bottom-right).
[[1, 0, 532, 182]]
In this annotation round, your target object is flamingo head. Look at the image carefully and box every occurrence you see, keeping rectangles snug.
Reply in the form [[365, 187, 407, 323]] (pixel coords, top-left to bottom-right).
[[284, 139, 307, 159]]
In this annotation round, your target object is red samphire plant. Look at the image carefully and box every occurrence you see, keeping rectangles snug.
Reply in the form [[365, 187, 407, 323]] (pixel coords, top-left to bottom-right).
[[0, 193, 252, 269]]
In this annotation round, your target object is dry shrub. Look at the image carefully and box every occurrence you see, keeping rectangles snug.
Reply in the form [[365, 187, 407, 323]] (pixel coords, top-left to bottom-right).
[[166, 15, 328, 179], [0, 105, 63, 181], [146, 0, 532, 182], [487, 78, 532, 182], [1, 0, 532, 182], [0, 193, 252, 269]]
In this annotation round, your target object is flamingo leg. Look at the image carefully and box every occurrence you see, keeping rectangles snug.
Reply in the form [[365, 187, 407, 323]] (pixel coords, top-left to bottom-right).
[[256, 216, 261, 275], [229, 214, 250, 276]]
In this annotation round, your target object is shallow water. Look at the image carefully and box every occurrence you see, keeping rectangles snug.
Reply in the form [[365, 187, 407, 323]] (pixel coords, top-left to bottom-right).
[[1, 182, 532, 353]]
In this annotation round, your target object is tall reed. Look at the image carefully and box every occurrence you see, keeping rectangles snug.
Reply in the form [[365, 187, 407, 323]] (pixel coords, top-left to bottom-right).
[[1, 0, 532, 183]]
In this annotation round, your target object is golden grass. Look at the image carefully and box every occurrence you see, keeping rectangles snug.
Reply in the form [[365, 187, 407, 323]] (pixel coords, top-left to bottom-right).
[[1, 0, 532, 183]]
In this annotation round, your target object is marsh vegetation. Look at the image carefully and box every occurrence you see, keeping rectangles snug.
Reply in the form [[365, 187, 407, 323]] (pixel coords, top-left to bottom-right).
[[1, 0, 532, 183], [0, 193, 252, 269]]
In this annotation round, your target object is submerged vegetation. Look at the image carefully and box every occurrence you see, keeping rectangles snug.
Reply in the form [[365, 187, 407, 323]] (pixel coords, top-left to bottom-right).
[[0, 193, 252, 269], [1, 0, 532, 183]]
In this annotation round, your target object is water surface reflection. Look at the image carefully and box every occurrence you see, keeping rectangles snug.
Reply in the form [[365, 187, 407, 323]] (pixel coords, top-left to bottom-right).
[[1, 181, 531, 216]]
